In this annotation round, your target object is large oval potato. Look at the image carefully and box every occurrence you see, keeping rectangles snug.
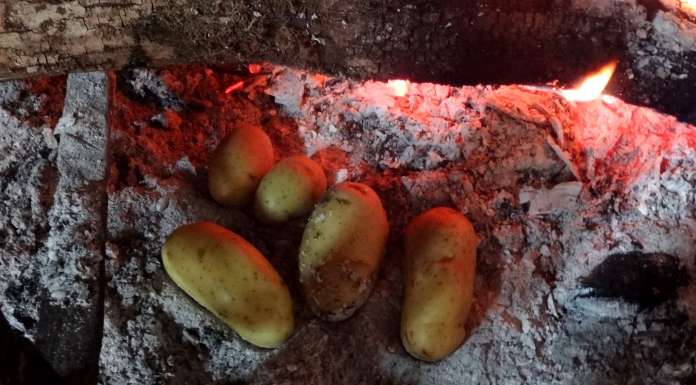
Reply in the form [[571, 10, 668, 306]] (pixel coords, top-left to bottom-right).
[[255, 155, 327, 223], [208, 125, 274, 207], [401, 207, 479, 361], [161, 222, 293, 348], [298, 182, 389, 321]]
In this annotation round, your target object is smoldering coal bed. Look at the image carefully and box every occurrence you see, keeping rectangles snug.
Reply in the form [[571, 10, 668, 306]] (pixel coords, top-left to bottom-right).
[[1, 2, 696, 384], [0, 62, 694, 385]]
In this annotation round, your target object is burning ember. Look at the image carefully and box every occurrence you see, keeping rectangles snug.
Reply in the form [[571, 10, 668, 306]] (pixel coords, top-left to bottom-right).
[[248, 63, 262, 75], [559, 61, 618, 102], [387, 79, 410, 97], [224, 81, 244, 94]]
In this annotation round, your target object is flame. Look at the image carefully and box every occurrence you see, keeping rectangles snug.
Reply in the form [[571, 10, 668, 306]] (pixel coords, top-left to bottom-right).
[[387, 79, 410, 97], [224, 80, 245, 94], [685, 0, 696, 10], [560, 61, 618, 102]]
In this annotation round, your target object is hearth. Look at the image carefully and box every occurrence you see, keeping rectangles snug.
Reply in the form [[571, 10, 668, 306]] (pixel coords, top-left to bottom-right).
[[1, 2, 695, 385]]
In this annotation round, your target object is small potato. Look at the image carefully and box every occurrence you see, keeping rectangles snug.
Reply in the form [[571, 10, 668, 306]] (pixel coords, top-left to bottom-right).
[[161, 222, 293, 348], [255, 155, 327, 223], [401, 207, 479, 361], [208, 125, 274, 207], [299, 182, 389, 321]]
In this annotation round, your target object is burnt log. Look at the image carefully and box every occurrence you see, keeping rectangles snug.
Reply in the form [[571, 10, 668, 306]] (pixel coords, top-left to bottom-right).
[[1, 1, 696, 121], [0, 72, 108, 385]]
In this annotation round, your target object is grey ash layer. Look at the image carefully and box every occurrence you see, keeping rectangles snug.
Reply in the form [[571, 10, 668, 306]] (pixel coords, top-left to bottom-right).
[[0, 66, 694, 385]]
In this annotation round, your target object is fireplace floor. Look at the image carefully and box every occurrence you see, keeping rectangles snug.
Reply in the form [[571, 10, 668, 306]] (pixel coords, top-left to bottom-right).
[[0, 65, 695, 385]]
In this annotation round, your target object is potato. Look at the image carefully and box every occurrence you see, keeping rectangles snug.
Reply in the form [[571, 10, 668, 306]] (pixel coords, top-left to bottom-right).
[[298, 182, 389, 321], [208, 125, 274, 207], [161, 222, 293, 348], [255, 155, 327, 223], [401, 207, 479, 361]]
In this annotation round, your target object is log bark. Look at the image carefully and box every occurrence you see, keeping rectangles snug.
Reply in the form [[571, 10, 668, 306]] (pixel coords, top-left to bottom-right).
[[1, 1, 696, 121]]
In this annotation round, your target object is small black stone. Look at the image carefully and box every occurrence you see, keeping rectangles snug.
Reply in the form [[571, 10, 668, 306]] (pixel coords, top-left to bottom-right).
[[580, 251, 690, 308]]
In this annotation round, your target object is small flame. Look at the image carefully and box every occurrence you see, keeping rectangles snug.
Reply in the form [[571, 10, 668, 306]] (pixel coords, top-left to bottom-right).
[[387, 79, 410, 97], [560, 60, 618, 102], [684, 0, 696, 12], [224, 81, 245, 94]]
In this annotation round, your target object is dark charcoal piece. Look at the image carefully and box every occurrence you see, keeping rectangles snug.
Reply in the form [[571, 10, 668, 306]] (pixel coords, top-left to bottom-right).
[[0, 314, 67, 385], [581, 252, 690, 308], [117, 68, 185, 111]]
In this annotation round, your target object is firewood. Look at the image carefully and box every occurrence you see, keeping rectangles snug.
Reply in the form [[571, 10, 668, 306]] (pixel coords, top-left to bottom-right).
[[1, 1, 696, 119]]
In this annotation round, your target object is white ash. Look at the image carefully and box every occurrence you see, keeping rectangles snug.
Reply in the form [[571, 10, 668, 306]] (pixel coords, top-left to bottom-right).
[[1, 65, 694, 385], [43, 72, 108, 307], [268, 68, 486, 170], [0, 92, 55, 336], [630, 11, 696, 80], [0, 79, 49, 122], [99, 65, 695, 385]]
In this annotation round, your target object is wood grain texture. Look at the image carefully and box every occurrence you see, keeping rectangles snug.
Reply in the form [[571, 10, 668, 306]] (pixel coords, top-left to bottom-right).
[[1, 1, 696, 121]]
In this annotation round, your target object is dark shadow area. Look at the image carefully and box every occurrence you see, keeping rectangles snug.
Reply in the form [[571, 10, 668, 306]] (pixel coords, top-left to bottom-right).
[[0, 313, 66, 385], [581, 251, 690, 309]]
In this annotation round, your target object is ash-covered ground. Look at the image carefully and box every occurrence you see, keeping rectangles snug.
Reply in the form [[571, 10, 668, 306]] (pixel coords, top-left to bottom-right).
[[1, 65, 695, 385]]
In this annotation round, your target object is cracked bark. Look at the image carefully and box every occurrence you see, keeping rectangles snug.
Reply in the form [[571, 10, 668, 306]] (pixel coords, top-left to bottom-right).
[[1, 1, 696, 120]]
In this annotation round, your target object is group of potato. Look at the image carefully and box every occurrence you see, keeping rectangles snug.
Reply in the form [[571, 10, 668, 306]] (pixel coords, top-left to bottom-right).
[[161, 126, 480, 361]]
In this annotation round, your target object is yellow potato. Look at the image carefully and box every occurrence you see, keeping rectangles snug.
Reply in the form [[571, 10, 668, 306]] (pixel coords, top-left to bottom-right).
[[401, 207, 479, 361], [208, 126, 274, 207], [161, 222, 293, 348], [255, 155, 327, 223], [298, 182, 389, 321]]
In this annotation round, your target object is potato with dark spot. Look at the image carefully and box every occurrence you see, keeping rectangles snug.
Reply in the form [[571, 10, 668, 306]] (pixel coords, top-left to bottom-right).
[[208, 125, 274, 207], [255, 155, 327, 223], [401, 207, 479, 361], [298, 182, 389, 321], [161, 222, 293, 348]]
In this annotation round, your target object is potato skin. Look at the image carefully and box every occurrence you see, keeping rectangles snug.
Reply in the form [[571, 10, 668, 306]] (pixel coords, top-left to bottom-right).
[[255, 155, 327, 223], [401, 207, 479, 361], [161, 222, 293, 348], [298, 182, 389, 321], [208, 126, 274, 207]]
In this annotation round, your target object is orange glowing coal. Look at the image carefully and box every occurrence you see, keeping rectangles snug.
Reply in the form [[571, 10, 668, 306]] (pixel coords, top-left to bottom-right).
[[387, 79, 410, 97], [224, 80, 244, 94], [248, 63, 262, 74], [560, 60, 618, 102]]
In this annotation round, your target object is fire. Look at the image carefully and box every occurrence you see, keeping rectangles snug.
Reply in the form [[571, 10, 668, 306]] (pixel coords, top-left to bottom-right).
[[248, 63, 262, 74], [560, 61, 618, 102], [387, 79, 410, 97], [685, 0, 696, 10], [224, 81, 245, 94]]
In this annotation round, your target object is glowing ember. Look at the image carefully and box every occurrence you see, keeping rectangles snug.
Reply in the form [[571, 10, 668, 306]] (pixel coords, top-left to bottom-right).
[[387, 79, 410, 97], [248, 63, 262, 74], [224, 81, 245, 94], [560, 61, 618, 102]]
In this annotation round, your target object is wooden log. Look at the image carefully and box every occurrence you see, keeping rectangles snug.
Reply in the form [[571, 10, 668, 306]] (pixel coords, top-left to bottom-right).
[[0, 72, 109, 385], [33, 72, 108, 385], [1, 1, 696, 120]]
